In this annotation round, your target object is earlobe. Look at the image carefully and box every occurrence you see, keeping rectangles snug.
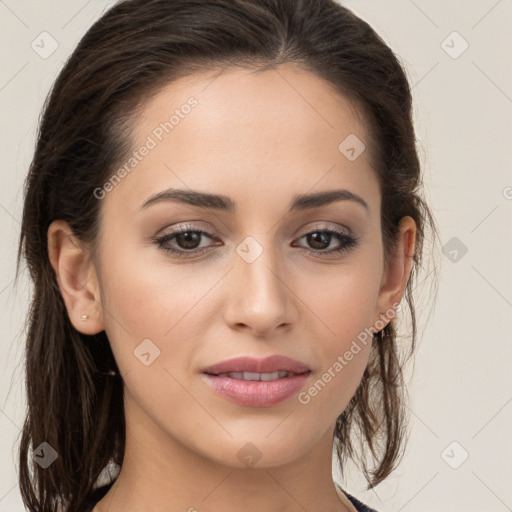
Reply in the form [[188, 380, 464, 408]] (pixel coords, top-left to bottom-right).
[[47, 220, 105, 335], [373, 216, 416, 328]]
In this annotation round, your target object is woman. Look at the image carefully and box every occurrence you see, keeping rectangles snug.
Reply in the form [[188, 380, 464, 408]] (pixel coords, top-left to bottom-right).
[[16, 0, 439, 511]]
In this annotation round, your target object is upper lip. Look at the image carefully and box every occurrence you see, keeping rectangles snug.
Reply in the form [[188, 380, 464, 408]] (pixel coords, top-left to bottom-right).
[[202, 355, 311, 375]]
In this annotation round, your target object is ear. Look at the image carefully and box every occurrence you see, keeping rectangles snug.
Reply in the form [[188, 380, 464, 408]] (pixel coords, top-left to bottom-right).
[[373, 216, 417, 328], [47, 219, 105, 335]]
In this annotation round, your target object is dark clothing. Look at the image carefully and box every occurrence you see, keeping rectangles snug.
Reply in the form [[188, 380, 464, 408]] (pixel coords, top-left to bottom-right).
[[83, 482, 112, 512], [341, 488, 379, 511]]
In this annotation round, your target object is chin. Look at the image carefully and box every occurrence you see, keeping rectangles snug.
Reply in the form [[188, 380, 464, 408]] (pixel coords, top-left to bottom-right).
[[198, 432, 313, 470]]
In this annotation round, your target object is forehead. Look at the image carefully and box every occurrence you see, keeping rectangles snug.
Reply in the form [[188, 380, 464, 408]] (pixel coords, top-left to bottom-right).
[[104, 63, 379, 218], [133, 63, 367, 151]]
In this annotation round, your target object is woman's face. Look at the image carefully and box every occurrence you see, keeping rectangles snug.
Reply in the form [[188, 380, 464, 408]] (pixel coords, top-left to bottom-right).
[[80, 63, 410, 468]]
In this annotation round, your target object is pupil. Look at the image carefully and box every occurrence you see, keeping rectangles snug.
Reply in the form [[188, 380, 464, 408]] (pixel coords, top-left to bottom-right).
[[308, 232, 330, 249], [177, 232, 200, 249]]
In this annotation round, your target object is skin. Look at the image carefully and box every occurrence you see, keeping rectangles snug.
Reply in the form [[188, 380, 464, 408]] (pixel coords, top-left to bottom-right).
[[48, 62, 416, 512]]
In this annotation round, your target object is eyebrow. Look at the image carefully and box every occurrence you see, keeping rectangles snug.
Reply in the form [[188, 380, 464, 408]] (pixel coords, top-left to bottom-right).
[[140, 187, 369, 213]]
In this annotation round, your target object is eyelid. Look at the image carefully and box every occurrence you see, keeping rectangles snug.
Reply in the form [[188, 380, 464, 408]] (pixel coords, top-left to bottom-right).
[[156, 219, 217, 236], [158, 221, 352, 240], [289, 221, 355, 244], [154, 221, 359, 260]]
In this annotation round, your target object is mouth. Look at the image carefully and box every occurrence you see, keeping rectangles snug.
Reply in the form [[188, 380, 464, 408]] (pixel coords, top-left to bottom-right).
[[200, 355, 312, 407], [201, 369, 312, 407]]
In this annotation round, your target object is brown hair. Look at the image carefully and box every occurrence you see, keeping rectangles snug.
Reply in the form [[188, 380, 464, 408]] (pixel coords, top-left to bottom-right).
[[16, 0, 439, 510]]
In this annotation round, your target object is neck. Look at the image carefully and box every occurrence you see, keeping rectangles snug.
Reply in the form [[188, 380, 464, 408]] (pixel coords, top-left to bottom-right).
[[96, 393, 350, 512]]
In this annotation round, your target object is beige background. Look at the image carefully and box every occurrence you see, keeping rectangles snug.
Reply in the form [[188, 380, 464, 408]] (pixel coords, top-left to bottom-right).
[[1, 1, 511, 511]]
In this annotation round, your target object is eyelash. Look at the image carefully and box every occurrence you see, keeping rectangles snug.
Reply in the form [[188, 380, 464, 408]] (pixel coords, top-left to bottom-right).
[[155, 223, 359, 259]]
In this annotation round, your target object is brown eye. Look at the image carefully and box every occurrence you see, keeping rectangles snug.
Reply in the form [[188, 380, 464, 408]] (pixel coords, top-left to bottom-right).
[[155, 225, 359, 259], [306, 231, 331, 250], [155, 225, 217, 257], [174, 231, 203, 250], [293, 228, 359, 255]]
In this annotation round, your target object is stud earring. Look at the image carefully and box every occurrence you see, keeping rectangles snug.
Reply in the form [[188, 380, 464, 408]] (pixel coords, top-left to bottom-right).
[[80, 314, 89, 321]]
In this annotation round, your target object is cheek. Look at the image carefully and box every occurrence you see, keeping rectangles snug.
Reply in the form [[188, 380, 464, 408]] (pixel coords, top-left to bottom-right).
[[289, 264, 378, 416], [96, 246, 205, 424], [98, 235, 184, 335], [299, 261, 381, 348], [97, 238, 222, 375]]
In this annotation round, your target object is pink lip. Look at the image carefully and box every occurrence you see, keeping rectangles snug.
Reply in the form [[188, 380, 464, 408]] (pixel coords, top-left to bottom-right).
[[201, 355, 311, 375], [201, 356, 311, 407], [201, 372, 311, 407]]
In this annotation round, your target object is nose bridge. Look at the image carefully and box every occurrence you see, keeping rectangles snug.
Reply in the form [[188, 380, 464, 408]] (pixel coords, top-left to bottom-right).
[[235, 233, 286, 296], [228, 232, 293, 328]]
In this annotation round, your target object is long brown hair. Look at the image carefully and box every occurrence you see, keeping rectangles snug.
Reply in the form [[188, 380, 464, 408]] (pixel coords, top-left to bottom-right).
[[16, 0, 440, 510]]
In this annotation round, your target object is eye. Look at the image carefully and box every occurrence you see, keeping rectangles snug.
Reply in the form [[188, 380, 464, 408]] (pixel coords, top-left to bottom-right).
[[292, 227, 359, 255], [155, 224, 219, 258], [154, 224, 359, 258]]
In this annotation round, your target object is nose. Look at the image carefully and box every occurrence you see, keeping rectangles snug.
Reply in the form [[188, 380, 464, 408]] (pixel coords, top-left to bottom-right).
[[223, 235, 297, 337]]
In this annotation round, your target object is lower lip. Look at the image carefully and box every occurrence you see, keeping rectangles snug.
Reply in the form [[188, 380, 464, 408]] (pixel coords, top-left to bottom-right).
[[201, 372, 311, 407]]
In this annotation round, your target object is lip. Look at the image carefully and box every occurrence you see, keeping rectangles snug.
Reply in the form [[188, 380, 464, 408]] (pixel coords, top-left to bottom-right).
[[201, 355, 311, 375], [201, 372, 311, 407], [201, 355, 311, 408]]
